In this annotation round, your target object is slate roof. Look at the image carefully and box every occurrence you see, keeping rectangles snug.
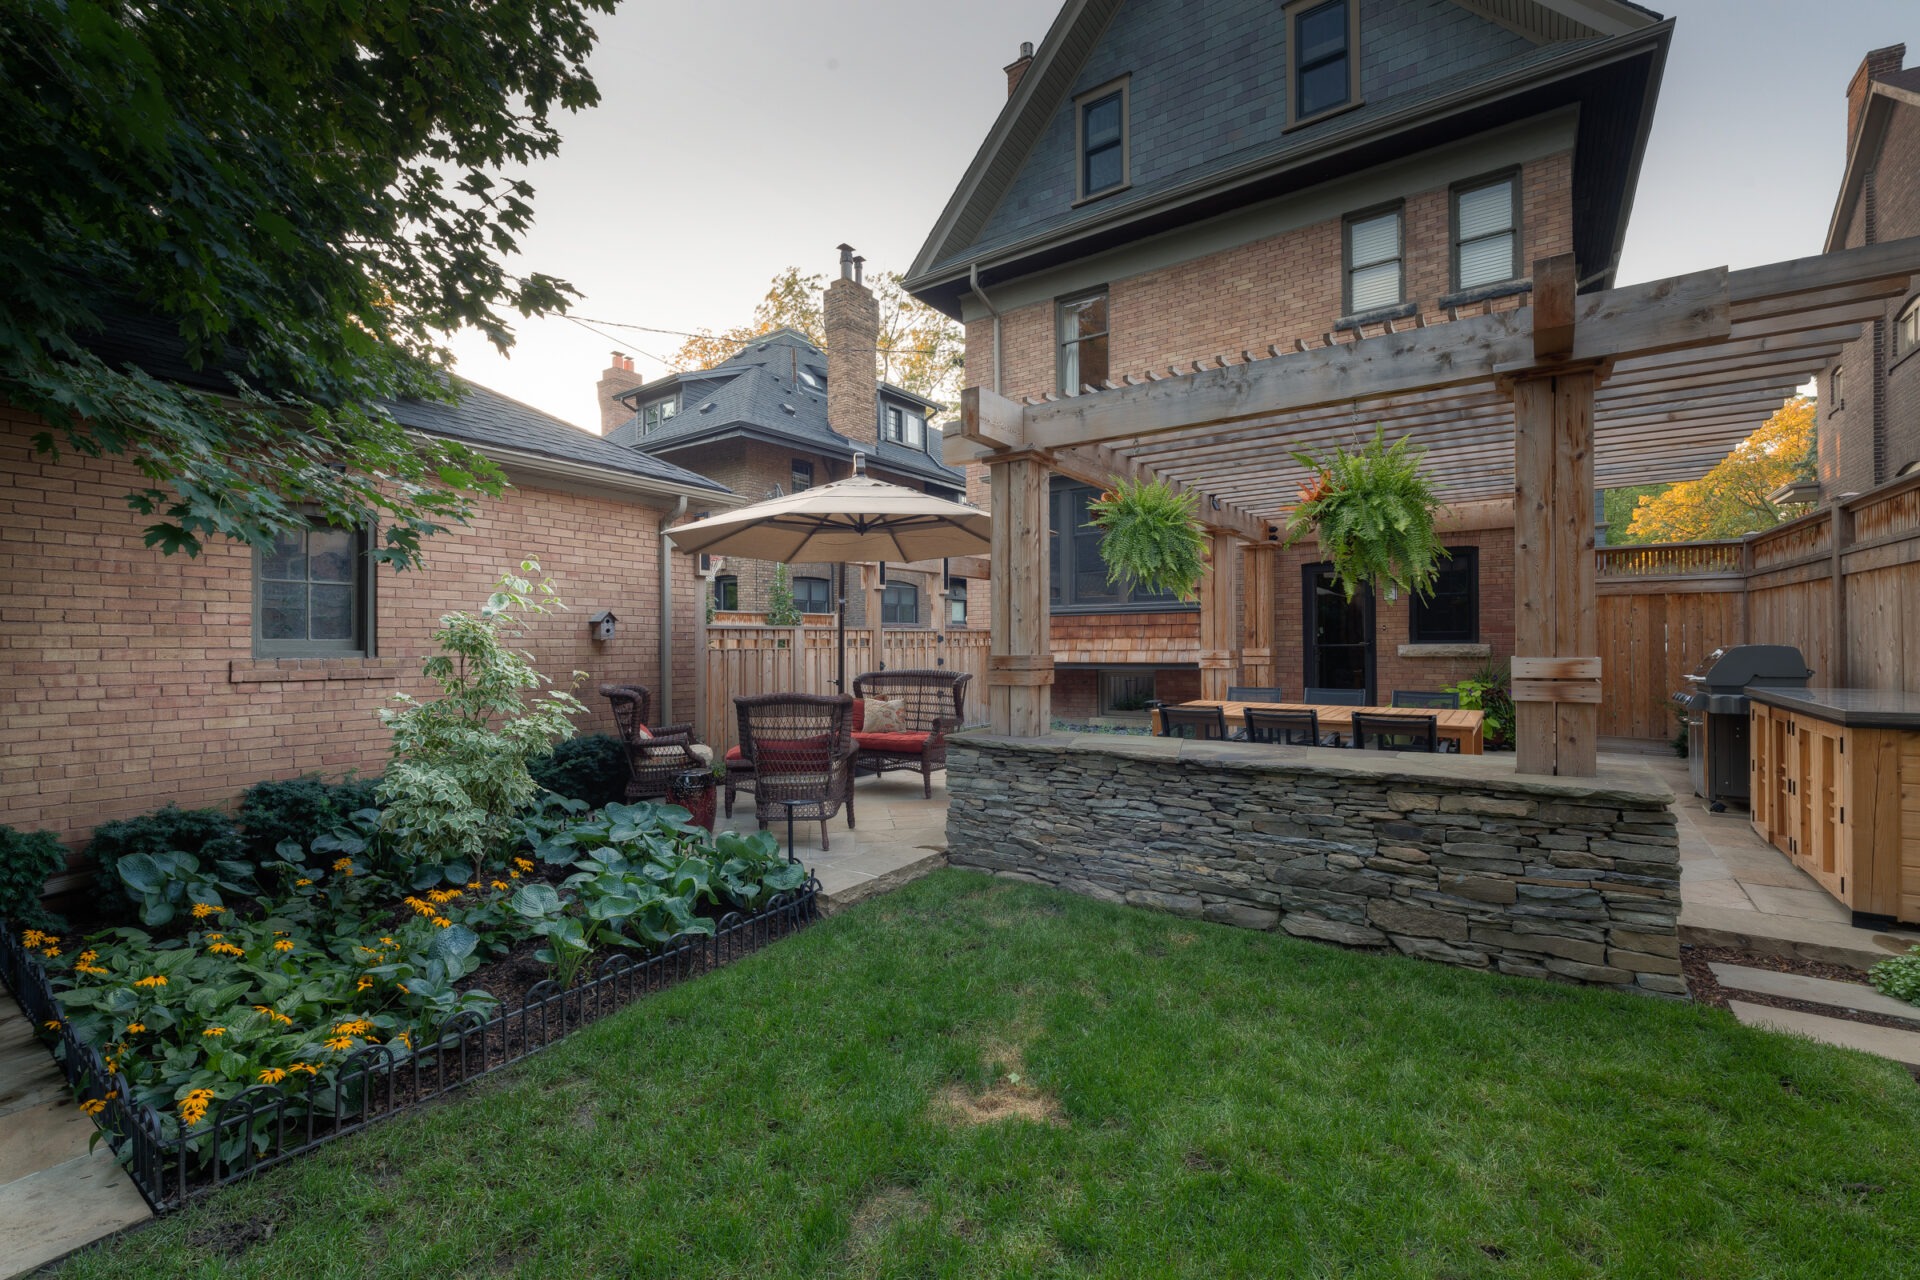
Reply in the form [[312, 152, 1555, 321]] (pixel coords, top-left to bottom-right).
[[605, 329, 966, 489]]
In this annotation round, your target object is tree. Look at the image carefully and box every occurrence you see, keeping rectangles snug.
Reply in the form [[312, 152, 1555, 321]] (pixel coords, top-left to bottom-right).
[[671, 268, 966, 410], [1, 0, 614, 568], [765, 564, 802, 627], [1624, 398, 1817, 543], [1600, 483, 1670, 545]]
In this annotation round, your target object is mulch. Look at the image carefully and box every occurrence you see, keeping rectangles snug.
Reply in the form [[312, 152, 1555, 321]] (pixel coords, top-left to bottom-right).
[[1682, 943, 1920, 1033]]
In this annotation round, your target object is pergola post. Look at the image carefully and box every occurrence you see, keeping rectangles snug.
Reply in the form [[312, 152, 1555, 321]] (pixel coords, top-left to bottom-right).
[[1239, 544, 1276, 687], [1510, 257, 1602, 776], [1197, 532, 1239, 700], [987, 455, 1053, 735]]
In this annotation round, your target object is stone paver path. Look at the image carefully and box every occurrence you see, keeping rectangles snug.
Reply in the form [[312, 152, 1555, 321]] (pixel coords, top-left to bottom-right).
[[715, 769, 949, 911], [0, 997, 151, 1279], [1728, 999, 1920, 1068], [1710, 963, 1920, 1022]]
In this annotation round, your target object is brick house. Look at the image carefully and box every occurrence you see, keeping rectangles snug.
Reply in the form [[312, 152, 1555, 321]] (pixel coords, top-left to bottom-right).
[[906, 0, 1671, 713], [2, 375, 733, 885], [596, 250, 981, 634], [1819, 43, 1920, 495]]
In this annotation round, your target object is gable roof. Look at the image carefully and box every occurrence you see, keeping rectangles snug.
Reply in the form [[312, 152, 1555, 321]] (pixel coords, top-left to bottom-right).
[[906, 0, 1670, 315], [605, 329, 966, 489], [1828, 69, 1920, 252]]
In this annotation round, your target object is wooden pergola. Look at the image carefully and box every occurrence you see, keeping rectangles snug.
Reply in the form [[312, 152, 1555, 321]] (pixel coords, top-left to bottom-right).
[[953, 237, 1920, 777]]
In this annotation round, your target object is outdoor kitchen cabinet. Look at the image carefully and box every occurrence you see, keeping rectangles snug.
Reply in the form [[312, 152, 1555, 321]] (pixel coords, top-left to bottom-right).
[[1748, 689, 1920, 926]]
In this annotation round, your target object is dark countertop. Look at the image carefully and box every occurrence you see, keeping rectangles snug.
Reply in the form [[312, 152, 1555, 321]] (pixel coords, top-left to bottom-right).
[[1747, 687, 1920, 728]]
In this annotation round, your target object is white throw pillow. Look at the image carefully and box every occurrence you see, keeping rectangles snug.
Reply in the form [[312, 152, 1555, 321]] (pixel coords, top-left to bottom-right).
[[862, 697, 907, 733]]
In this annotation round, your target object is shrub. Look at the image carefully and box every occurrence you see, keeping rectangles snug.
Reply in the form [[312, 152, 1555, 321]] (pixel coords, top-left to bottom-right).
[[528, 735, 629, 809], [1870, 948, 1920, 1007], [86, 806, 246, 907], [1445, 661, 1515, 752], [0, 824, 67, 931], [238, 777, 383, 859]]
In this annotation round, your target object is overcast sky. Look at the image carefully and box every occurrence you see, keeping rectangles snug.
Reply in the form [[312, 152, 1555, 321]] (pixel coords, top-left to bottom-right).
[[446, 0, 1917, 430]]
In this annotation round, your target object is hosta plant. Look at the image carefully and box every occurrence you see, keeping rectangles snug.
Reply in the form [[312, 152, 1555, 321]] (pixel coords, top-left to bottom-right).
[[1283, 428, 1447, 602], [714, 831, 808, 911], [1086, 477, 1212, 602]]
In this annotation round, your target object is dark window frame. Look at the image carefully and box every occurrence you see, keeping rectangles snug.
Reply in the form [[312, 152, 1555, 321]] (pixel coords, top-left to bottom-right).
[[712, 575, 738, 612], [946, 577, 968, 627], [790, 459, 814, 493], [1048, 478, 1193, 614], [1829, 364, 1844, 414], [1342, 201, 1405, 316], [1056, 287, 1110, 397], [252, 520, 375, 658], [1284, 0, 1362, 129], [1409, 547, 1480, 645], [1450, 169, 1523, 293], [792, 575, 833, 615], [881, 581, 920, 627], [1898, 296, 1920, 363], [1074, 76, 1131, 203]]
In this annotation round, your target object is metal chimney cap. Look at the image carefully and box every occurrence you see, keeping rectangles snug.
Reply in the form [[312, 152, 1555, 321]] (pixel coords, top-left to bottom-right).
[[1020, 40, 1034, 57], [851, 451, 868, 476]]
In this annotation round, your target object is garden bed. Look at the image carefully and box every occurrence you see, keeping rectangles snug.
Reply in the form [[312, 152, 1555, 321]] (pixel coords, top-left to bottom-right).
[[2, 879, 817, 1213]]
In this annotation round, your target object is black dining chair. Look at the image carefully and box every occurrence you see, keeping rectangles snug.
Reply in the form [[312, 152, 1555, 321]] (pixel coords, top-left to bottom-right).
[[1244, 708, 1320, 747], [1351, 712, 1439, 752], [1157, 705, 1231, 740], [1392, 690, 1460, 709], [1303, 687, 1367, 706], [1226, 685, 1288, 703]]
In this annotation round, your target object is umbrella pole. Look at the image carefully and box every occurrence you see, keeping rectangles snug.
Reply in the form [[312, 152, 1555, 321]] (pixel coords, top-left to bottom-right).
[[836, 561, 846, 695]]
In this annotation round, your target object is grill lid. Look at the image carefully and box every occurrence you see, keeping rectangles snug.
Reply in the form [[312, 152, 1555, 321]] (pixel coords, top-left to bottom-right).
[[1684, 644, 1813, 693]]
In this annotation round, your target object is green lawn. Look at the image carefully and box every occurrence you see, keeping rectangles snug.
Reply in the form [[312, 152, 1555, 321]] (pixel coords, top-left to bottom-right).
[[61, 870, 1920, 1279]]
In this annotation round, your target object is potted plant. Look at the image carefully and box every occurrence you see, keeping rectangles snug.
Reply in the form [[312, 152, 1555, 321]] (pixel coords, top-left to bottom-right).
[[1086, 476, 1211, 601], [1282, 428, 1446, 603]]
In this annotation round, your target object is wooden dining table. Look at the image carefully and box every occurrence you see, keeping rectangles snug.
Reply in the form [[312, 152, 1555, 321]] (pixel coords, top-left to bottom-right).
[[1166, 700, 1486, 754]]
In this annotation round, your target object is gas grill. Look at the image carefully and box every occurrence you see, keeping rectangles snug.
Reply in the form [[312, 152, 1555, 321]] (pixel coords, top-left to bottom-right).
[[1672, 645, 1813, 807]]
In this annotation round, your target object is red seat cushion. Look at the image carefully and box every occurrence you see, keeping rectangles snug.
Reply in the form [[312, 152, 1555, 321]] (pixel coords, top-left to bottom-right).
[[853, 731, 932, 754], [849, 699, 865, 733], [724, 746, 746, 763], [754, 735, 834, 773]]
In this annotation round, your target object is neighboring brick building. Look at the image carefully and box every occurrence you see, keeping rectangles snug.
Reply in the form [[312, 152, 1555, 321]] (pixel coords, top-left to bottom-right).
[[907, 0, 1670, 711], [601, 250, 982, 636], [1819, 43, 1920, 495], [1, 381, 733, 883]]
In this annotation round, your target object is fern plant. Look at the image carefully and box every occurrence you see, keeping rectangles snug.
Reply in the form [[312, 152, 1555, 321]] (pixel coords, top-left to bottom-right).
[[1283, 428, 1446, 602], [1086, 477, 1211, 601]]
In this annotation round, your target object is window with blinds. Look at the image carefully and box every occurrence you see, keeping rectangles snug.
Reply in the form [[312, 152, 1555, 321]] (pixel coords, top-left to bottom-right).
[[1452, 174, 1519, 292], [1897, 298, 1919, 360], [1344, 206, 1403, 314]]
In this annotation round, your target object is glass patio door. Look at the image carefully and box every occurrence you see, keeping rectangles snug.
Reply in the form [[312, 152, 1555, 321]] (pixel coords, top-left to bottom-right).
[[1302, 563, 1374, 700]]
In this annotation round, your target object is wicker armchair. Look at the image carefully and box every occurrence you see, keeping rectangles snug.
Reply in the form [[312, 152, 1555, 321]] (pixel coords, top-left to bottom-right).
[[733, 693, 857, 851], [598, 684, 711, 803], [850, 669, 971, 798]]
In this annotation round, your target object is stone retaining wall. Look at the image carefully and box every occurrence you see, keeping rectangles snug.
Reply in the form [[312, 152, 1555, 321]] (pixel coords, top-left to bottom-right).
[[946, 733, 1684, 995]]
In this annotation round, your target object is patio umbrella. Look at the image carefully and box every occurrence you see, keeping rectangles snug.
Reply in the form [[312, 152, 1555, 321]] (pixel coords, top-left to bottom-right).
[[666, 454, 991, 691]]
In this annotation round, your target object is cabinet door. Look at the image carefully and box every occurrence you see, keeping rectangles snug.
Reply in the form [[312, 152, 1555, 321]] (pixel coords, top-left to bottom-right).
[[1750, 705, 1772, 838], [1798, 720, 1848, 901]]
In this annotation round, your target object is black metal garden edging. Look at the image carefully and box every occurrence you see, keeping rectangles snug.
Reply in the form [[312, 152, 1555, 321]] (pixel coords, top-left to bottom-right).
[[0, 880, 819, 1214]]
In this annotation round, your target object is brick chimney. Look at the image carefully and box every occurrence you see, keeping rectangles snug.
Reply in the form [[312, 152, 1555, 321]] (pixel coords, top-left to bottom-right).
[[1004, 41, 1034, 98], [1846, 44, 1906, 153], [596, 351, 646, 433], [824, 244, 879, 450]]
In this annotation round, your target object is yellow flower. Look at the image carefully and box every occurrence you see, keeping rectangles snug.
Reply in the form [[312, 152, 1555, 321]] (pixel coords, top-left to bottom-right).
[[205, 932, 225, 940], [124, 1023, 146, 1034], [190, 902, 218, 919], [43, 1019, 60, 1032], [514, 857, 533, 872], [403, 896, 436, 917], [208, 942, 245, 958], [22, 929, 48, 948], [134, 975, 168, 988], [251, 1005, 292, 1026], [257, 1068, 287, 1085], [177, 1088, 216, 1125], [295, 877, 314, 887], [332, 857, 355, 876], [273, 940, 295, 953], [432, 916, 452, 928], [395, 1031, 412, 1050], [202, 1026, 225, 1038], [75, 963, 110, 976], [379, 936, 397, 948], [465, 881, 482, 891], [325, 1036, 355, 1052], [78, 949, 98, 962], [491, 880, 510, 892], [332, 1019, 374, 1037], [427, 888, 460, 904], [41, 946, 59, 959], [289, 1062, 319, 1077], [79, 1098, 107, 1116], [356, 976, 373, 992], [509, 869, 521, 879]]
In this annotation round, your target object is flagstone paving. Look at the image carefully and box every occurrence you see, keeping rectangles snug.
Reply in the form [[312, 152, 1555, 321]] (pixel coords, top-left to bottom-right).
[[714, 769, 949, 911], [1727, 1000, 1920, 1068], [1710, 963, 1920, 1022]]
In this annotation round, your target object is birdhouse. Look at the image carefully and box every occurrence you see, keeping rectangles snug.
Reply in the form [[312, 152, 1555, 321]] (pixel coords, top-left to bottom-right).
[[588, 610, 617, 642]]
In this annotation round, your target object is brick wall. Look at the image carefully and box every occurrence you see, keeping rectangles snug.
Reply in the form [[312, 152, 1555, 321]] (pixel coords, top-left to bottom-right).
[[0, 404, 707, 869]]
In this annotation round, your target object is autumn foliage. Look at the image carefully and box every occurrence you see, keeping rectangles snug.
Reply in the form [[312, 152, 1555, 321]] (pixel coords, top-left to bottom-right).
[[1622, 397, 1817, 543]]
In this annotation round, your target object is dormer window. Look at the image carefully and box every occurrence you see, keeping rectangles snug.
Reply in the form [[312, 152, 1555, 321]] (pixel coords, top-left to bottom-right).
[[1075, 77, 1129, 202], [641, 394, 680, 433], [798, 368, 822, 390], [1287, 0, 1358, 127], [884, 404, 927, 450]]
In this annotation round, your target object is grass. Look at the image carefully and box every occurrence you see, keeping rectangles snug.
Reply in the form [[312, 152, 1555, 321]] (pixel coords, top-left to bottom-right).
[[61, 870, 1920, 1279]]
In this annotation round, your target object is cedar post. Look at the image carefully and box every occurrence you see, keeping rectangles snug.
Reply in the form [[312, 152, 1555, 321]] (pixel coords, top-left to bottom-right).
[[1239, 544, 1277, 687], [987, 455, 1053, 735], [1511, 255, 1601, 777], [1197, 532, 1239, 700]]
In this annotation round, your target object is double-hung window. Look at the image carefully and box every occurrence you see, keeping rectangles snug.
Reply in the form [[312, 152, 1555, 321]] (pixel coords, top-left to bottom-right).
[[883, 405, 926, 449], [1288, 0, 1356, 124], [1453, 173, 1520, 291], [1076, 79, 1128, 200], [946, 578, 968, 626], [255, 523, 372, 657], [1344, 205, 1404, 314], [881, 582, 919, 626], [1057, 289, 1109, 396], [793, 576, 833, 615], [1409, 549, 1478, 645], [790, 459, 813, 493], [1896, 298, 1919, 360]]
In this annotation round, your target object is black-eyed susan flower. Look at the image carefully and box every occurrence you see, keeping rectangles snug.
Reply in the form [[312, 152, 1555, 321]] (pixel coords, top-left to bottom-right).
[[273, 939, 295, 953], [79, 1098, 107, 1116], [190, 902, 218, 919], [133, 975, 168, 988], [177, 1088, 215, 1125], [202, 1026, 226, 1038], [257, 1067, 287, 1085]]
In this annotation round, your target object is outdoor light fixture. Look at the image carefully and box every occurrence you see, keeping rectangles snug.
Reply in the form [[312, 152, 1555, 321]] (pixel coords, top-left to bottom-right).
[[588, 610, 618, 642]]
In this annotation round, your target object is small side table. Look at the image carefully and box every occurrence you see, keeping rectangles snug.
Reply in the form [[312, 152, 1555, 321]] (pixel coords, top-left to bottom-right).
[[767, 799, 806, 864], [669, 768, 717, 832]]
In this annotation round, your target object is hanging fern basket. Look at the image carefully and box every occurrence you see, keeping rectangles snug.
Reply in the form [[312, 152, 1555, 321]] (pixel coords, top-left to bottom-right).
[[1282, 428, 1447, 602], [1086, 477, 1211, 602]]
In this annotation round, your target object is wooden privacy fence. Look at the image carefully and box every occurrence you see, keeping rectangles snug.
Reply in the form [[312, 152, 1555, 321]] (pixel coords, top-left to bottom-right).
[[1596, 472, 1920, 739], [698, 625, 990, 756]]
